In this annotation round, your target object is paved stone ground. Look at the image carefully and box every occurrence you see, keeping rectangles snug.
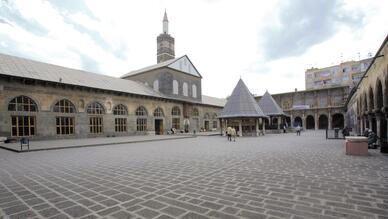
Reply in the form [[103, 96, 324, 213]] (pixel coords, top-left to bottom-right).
[[0, 131, 387, 219]]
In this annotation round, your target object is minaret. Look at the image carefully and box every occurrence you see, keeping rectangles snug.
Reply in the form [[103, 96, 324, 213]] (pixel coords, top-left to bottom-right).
[[157, 10, 175, 63]]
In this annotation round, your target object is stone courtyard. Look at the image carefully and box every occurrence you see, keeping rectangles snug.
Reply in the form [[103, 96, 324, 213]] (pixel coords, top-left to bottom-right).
[[0, 131, 387, 219]]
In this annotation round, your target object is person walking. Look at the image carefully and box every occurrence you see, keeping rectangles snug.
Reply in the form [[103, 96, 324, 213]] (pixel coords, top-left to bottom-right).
[[283, 124, 287, 133], [296, 125, 301, 136], [231, 127, 237, 142], [227, 126, 232, 141]]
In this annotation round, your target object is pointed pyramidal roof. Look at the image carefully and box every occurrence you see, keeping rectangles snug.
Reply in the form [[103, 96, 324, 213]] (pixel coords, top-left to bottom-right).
[[258, 91, 285, 116], [219, 79, 267, 118]]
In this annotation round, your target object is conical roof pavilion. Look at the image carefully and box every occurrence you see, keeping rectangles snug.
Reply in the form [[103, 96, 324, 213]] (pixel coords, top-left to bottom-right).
[[258, 91, 285, 116], [219, 79, 267, 118]]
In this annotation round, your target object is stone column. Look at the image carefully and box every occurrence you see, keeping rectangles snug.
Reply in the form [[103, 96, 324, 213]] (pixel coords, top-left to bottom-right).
[[277, 116, 281, 130], [314, 112, 318, 130], [239, 120, 242, 137], [262, 118, 266, 134], [290, 114, 293, 127], [255, 119, 259, 136], [376, 113, 382, 139], [224, 119, 228, 136], [328, 111, 332, 130], [368, 114, 373, 131], [360, 116, 364, 135], [302, 113, 306, 130]]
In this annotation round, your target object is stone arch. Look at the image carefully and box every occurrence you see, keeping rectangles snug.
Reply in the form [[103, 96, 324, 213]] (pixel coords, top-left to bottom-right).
[[153, 107, 164, 117], [294, 116, 302, 127], [8, 95, 38, 112], [135, 106, 148, 116], [86, 102, 105, 114], [332, 113, 344, 129], [375, 78, 383, 111], [318, 114, 328, 129], [113, 104, 128, 115], [306, 115, 315, 129], [171, 106, 181, 116], [53, 99, 76, 113]]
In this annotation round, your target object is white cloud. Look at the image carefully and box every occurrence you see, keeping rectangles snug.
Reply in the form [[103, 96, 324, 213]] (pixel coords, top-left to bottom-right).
[[0, 0, 387, 98]]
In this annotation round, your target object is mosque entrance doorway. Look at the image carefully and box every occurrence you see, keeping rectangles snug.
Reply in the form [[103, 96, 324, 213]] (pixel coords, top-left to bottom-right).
[[204, 121, 210, 131], [155, 119, 163, 135]]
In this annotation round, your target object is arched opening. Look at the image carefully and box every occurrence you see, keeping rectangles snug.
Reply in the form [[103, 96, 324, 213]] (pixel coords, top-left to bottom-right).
[[136, 106, 148, 132], [54, 99, 76, 135], [306, 115, 315, 129], [8, 96, 38, 137], [171, 106, 181, 130], [285, 117, 291, 127], [87, 102, 105, 134], [294, 116, 302, 127], [376, 79, 383, 111], [318, 114, 328, 129], [369, 87, 374, 112], [153, 107, 164, 135], [332, 113, 344, 129]]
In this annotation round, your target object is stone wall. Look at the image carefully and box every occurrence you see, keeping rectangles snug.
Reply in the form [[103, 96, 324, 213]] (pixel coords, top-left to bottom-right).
[[0, 78, 220, 140]]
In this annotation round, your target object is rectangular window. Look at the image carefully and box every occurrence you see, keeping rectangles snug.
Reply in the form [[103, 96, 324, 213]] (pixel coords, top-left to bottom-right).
[[11, 116, 35, 137], [213, 121, 218, 129], [136, 118, 147, 131], [172, 118, 180, 129], [89, 117, 103, 134], [56, 117, 75, 135], [115, 118, 127, 132]]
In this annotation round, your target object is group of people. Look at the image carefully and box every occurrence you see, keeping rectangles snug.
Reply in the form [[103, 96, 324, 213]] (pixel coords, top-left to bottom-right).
[[363, 128, 379, 149], [226, 126, 237, 142]]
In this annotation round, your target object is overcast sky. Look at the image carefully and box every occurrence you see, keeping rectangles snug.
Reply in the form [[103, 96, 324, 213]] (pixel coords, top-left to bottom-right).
[[0, 0, 387, 98]]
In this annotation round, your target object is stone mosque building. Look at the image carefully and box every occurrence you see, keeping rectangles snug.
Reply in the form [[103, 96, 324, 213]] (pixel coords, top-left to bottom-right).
[[0, 11, 225, 140]]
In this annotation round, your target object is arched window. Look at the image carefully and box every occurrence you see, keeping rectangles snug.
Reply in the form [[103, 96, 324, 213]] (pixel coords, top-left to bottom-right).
[[192, 84, 197, 98], [171, 106, 181, 116], [173, 80, 179, 95], [183, 82, 188, 96], [135, 106, 148, 116], [136, 106, 147, 131], [113, 104, 127, 132], [204, 113, 210, 119], [153, 80, 159, 92], [53, 99, 75, 113], [192, 108, 199, 117], [154, 107, 164, 117], [212, 113, 217, 119], [87, 102, 105, 114], [8, 96, 37, 112], [113, 104, 128, 115], [87, 102, 104, 134], [53, 99, 76, 135], [171, 106, 181, 129], [9, 96, 37, 137]]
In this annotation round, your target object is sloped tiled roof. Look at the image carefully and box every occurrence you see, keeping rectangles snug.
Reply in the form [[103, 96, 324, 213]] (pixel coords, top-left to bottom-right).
[[121, 55, 201, 78], [202, 95, 226, 107], [219, 79, 267, 118], [258, 91, 285, 116], [0, 53, 224, 107], [0, 53, 163, 98]]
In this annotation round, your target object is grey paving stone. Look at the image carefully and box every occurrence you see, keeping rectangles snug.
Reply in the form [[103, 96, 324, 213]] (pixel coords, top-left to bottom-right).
[[180, 212, 210, 219], [9, 210, 36, 219], [161, 206, 186, 217], [111, 210, 134, 219], [39, 207, 61, 218], [141, 200, 167, 210], [207, 210, 239, 219], [1, 132, 387, 219], [3, 205, 29, 215], [135, 208, 160, 218], [63, 205, 91, 218], [238, 210, 266, 219]]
